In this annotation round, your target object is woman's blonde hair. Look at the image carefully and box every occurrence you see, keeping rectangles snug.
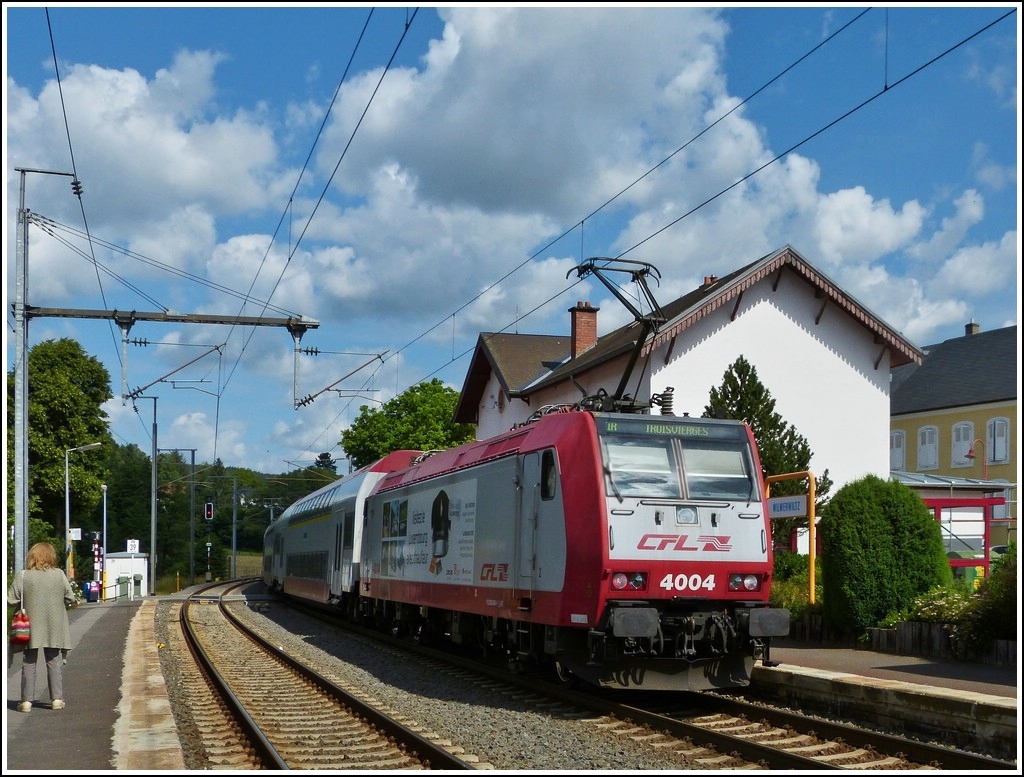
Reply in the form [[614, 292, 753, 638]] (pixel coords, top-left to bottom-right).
[[26, 542, 58, 570]]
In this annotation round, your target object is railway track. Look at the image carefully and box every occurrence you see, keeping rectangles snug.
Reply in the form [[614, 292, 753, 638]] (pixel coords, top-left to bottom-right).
[[600, 691, 1016, 771], [228, 588, 1016, 771], [427, 644, 1012, 771], [169, 581, 473, 770], [674, 692, 1017, 771], [159, 581, 1015, 773]]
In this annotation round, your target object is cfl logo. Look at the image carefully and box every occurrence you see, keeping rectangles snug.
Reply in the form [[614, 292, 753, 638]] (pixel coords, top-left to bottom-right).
[[637, 534, 732, 552], [481, 563, 509, 581]]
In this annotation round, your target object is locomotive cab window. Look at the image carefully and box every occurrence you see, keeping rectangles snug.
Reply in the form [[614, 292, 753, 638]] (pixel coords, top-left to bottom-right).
[[679, 444, 755, 500], [541, 449, 557, 500], [598, 420, 757, 501], [602, 437, 682, 498]]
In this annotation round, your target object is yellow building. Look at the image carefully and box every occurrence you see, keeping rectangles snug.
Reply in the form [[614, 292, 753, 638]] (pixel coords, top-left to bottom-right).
[[890, 322, 1017, 566]]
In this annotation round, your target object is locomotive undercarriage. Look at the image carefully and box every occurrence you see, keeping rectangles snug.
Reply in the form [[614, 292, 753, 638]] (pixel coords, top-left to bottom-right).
[[549, 603, 780, 691], [355, 597, 787, 692]]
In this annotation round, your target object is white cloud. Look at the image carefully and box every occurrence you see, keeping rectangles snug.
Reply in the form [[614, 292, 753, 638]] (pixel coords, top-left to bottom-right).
[[929, 230, 1019, 298], [813, 187, 927, 265], [906, 188, 984, 264]]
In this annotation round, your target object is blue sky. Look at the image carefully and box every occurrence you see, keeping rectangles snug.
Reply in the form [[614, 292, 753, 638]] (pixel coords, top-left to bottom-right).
[[4, 5, 1020, 475]]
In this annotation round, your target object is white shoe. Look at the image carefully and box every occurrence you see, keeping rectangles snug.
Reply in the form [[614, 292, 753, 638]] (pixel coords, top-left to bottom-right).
[[18, 701, 32, 713], [51, 699, 65, 710]]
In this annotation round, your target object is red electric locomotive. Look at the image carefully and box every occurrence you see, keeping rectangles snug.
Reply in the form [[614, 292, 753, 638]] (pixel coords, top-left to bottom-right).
[[267, 259, 789, 691], [358, 406, 790, 691]]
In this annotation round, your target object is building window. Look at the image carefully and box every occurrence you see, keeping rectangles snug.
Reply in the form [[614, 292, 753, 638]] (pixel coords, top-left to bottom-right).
[[988, 417, 1010, 463], [917, 426, 938, 471], [889, 430, 906, 470], [952, 422, 974, 468]]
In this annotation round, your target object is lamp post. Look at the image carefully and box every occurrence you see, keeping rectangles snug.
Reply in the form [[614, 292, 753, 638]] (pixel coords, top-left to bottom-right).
[[65, 442, 102, 579], [965, 438, 988, 480], [101, 484, 108, 599]]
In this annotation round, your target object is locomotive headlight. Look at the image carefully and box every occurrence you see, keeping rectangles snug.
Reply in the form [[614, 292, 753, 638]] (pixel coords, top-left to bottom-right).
[[675, 506, 698, 525], [728, 574, 761, 592], [611, 572, 648, 591]]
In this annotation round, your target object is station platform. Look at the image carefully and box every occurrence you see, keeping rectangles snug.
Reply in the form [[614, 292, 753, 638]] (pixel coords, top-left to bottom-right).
[[5, 596, 183, 771], [4, 594, 1018, 771]]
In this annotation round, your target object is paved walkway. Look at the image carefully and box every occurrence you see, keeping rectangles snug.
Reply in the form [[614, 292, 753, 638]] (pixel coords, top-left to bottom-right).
[[5, 596, 184, 771], [766, 637, 1018, 699]]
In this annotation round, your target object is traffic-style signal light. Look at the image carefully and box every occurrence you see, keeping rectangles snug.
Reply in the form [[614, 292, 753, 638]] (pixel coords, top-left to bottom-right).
[[205, 502, 214, 521]]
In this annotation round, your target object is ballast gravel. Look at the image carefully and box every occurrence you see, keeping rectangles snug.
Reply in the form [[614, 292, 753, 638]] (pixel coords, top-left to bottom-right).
[[155, 599, 716, 771]]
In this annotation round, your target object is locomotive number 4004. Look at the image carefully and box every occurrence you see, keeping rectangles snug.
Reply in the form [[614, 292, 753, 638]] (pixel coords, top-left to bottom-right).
[[659, 573, 716, 592]]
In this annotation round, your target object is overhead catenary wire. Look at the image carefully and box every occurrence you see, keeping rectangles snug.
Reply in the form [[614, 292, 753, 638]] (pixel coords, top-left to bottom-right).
[[221, 9, 388, 389], [28, 214, 305, 318], [381, 8, 879, 379], [42, 8, 124, 367], [222, 9, 421, 399], [29, 8, 420, 464]]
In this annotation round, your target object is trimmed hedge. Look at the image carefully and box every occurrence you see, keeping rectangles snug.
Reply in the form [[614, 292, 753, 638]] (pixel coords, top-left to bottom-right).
[[820, 475, 951, 634]]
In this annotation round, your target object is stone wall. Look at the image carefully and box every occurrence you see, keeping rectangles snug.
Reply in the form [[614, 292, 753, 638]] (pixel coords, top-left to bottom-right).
[[864, 622, 1016, 667], [791, 615, 1016, 668]]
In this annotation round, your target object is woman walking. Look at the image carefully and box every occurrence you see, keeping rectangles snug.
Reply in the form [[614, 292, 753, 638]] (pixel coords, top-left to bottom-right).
[[8, 542, 77, 711]]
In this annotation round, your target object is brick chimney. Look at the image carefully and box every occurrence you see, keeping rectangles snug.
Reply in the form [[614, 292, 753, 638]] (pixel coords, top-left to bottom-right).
[[570, 301, 599, 357], [965, 320, 980, 336]]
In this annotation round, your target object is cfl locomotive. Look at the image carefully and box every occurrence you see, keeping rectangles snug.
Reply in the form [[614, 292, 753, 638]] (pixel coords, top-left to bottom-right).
[[263, 407, 790, 692]]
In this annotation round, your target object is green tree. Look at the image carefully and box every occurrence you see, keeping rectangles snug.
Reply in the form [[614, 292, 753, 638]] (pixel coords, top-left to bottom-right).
[[233, 464, 342, 554], [340, 379, 476, 469], [819, 474, 952, 634], [7, 338, 113, 575], [314, 452, 338, 473], [703, 355, 833, 544], [96, 443, 154, 558], [154, 450, 200, 584]]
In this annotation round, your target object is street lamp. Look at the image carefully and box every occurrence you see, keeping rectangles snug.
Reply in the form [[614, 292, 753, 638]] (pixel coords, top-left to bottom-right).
[[65, 442, 102, 579], [101, 484, 108, 599], [965, 438, 988, 480]]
